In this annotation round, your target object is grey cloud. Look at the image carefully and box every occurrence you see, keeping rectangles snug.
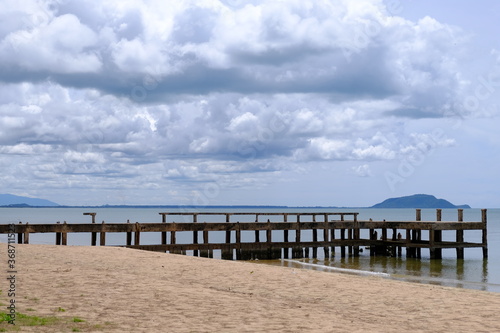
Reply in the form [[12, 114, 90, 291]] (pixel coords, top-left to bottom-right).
[[0, 0, 488, 205]]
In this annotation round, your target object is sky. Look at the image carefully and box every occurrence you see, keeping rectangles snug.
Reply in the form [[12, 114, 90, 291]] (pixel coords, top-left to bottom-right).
[[0, 0, 499, 207]]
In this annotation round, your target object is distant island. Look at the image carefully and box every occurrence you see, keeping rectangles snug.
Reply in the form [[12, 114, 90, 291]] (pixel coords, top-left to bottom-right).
[[0, 194, 60, 207], [371, 194, 471, 209], [0, 193, 470, 209]]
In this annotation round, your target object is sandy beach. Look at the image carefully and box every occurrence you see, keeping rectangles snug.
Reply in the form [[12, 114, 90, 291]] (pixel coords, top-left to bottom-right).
[[2, 244, 500, 332]]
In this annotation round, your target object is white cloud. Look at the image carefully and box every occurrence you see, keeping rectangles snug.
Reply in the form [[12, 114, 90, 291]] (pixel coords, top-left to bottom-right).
[[0, 0, 497, 205]]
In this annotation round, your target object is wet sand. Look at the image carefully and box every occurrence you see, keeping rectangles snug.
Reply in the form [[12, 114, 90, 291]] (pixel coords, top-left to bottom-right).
[[3, 244, 500, 332]]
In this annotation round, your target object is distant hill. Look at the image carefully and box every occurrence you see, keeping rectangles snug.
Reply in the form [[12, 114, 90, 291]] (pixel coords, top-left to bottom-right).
[[0, 194, 59, 207], [371, 194, 470, 209]]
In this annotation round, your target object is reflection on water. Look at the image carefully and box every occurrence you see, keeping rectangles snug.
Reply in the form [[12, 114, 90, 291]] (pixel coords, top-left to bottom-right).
[[257, 254, 500, 292]]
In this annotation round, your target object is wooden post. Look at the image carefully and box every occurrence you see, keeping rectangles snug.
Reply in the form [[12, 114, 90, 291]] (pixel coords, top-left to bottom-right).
[[236, 222, 241, 260], [312, 215, 318, 258], [161, 213, 167, 245], [134, 222, 141, 246], [434, 209, 442, 259], [397, 232, 402, 257], [84, 213, 97, 246], [323, 213, 330, 259], [193, 214, 198, 257], [16, 222, 22, 244], [23, 222, 30, 244], [266, 219, 272, 259], [406, 229, 412, 258], [255, 214, 260, 243], [415, 209, 422, 258], [56, 221, 61, 245], [304, 216, 310, 259], [225, 214, 231, 243], [369, 229, 376, 257], [171, 222, 176, 245], [482, 209, 488, 259], [390, 228, 397, 257], [353, 213, 360, 256], [100, 221, 106, 246], [222, 214, 232, 260], [293, 215, 302, 258], [340, 228, 346, 257], [201, 222, 209, 258], [126, 220, 132, 246], [62, 222, 68, 245], [330, 216, 336, 256], [340, 214, 346, 257], [347, 225, 352, 256], [283, 214, 289, 259], [456, 209, 464, 259]]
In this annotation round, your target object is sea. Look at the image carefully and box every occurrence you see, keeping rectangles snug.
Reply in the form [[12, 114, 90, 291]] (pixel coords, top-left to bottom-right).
[[1, 207, 499, 292]]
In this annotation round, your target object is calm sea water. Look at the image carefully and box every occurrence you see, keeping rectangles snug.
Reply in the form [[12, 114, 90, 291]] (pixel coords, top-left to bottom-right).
[[1, 207, 499, 292]]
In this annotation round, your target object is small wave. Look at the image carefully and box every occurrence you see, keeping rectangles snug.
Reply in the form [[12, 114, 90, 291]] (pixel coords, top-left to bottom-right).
[[284, 259, 500, 292], [282, 259, 391, 277]]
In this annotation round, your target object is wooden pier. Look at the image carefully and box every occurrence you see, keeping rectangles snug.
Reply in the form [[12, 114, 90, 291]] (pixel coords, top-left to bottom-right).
[[0, 209, 488, 260]]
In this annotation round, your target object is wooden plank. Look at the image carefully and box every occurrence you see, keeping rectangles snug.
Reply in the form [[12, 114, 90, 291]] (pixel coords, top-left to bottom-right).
[[125, 238, 487, 253], [157, 212, 360, 217], [0, 220, 487, 234]]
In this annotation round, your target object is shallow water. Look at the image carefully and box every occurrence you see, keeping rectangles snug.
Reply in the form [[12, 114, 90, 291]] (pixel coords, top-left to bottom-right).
[[1, 207, 499, 292]]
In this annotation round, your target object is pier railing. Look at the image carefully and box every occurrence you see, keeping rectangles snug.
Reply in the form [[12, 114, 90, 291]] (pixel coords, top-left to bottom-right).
[[0, 209, 488, 260]]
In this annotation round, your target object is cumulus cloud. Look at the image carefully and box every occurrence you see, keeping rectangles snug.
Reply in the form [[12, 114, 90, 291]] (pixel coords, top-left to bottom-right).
[[0, 0, 490, 204]]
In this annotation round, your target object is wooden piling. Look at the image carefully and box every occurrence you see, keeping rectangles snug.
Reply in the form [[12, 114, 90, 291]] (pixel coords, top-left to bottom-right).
[[100, 221, 106, 246], [482, 209, 488, 258], [83, 213, 97, 246], [161, 213, 167, 245], [266, 219, 272, 259], [283, 214, 289, 259], [235, 222, 241, 260], [340, 228, 346, 257], [56, 221, 61, 245], [353, 213, 360, 256], [62, 222, 68, 245], [312, 215, 318, 258], [415, 209, 422, 258], [126, 220, 132, 246], [369, 229, 376, 256], [255, 215, 260, 243], [23, 222, 30, 245], [193, 214, 198, 257], [330, 219, 336, 256], [406, 229, 412, 258], [432, 209, 443, 259], [201, 222, 209, 257], [294, 215, 302, 258], [17, 222, 23, 244], [171, 222, 178, 254], [134, 222, 140, 246], [456, 209, 464, 259], [323, 213, 330, 259], [222, 214, 232, 260]]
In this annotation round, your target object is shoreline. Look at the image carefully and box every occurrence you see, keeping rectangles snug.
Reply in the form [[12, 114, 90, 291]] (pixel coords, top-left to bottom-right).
[[2, 244, 500, 332]]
